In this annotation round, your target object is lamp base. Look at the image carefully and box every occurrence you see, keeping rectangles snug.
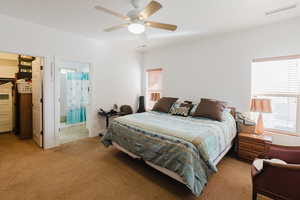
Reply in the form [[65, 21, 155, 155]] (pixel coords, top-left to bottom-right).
[[255, 113, 264, 134]]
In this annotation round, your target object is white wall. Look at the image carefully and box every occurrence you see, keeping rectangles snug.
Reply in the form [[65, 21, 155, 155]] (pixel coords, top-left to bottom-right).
[[143, 17, 300, 145], [271, 133, 300, 146], [0, 14, 141, 148], [143, 17, 300, 112], [91, 49, 142, 136]]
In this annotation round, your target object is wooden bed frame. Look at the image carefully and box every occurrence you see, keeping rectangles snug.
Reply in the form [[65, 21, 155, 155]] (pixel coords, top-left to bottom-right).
[[112, 107, 237, 185]]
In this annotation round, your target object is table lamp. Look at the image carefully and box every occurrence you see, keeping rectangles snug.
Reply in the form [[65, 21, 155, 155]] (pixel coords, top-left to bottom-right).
[[250, 98, 272, 134], [150, 92, 160, 101]]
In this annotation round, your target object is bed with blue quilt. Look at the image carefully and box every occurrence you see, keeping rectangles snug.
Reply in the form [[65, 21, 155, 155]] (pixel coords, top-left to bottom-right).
[[101, 109, 237, 196]]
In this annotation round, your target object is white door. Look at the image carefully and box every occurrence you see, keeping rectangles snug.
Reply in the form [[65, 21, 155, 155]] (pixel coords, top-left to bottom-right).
[[32, 57, 43, 147]]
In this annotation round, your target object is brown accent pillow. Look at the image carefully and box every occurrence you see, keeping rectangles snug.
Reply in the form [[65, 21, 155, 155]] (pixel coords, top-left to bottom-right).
[[152, 97, 178, 113], [192, 98, 227, 121]]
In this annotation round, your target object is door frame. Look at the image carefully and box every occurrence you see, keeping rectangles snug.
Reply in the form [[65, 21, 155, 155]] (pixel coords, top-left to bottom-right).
[[0, 52, 94, 149], [53, 57, 93, 146], [0, 50, 49, 148], [42, 56, 56, 149]]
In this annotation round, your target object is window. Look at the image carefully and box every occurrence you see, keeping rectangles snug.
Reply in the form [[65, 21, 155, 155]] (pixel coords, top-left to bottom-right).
[[146, 68, 163, 110], [252, 56, 300, 134], [60, 68, 76, 74]]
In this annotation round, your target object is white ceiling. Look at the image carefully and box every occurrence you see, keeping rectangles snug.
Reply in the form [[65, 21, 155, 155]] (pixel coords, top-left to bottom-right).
[[0, 0, 300, 47]]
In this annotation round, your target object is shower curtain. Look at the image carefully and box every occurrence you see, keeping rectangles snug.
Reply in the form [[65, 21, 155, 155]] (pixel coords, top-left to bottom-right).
[[66, 72, 89, 124]]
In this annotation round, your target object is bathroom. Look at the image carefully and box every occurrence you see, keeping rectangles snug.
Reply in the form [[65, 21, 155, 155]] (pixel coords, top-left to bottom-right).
[[58, 60, 90, 144]]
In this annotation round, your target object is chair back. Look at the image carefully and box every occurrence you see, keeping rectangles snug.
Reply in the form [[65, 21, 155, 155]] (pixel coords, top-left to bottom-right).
[[120, 105, 133, 116]]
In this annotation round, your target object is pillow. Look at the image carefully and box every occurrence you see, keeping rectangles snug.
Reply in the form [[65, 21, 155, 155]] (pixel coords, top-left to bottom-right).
[[170, 101, 193, 117], [253, 159, 287, 172], [180, 101, 193, 114], [170, 107, 190, 117], [189, 103, 199, 115], [192, 98, 227, 121], [152, 97, 178, 113], [169, 101, 180, 111], [170, 101, 193, 112], [221, 108, 233, 121]]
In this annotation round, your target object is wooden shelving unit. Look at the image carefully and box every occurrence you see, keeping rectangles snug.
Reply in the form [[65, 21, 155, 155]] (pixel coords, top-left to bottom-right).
[[16, 55, 35, 80]]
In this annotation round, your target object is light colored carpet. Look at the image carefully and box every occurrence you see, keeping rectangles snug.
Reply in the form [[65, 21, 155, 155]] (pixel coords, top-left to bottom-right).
[[0, 134, 268, 200], [59, 124, 89, 144]]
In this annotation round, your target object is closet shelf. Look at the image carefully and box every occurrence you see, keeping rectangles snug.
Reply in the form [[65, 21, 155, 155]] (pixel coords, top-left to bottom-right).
[[17, 72, 32, 79], [18, 57, 35, 62], [18, 65, 32, 68]]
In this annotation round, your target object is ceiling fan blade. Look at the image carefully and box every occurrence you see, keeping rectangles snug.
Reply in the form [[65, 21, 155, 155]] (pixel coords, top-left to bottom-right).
[[104, 24, 130, 32], [139, 1, 162, 19], [145, 21, 177, 31], [95, 5, 130, 21]]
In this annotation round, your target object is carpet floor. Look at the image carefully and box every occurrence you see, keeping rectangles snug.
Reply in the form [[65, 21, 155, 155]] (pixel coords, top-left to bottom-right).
[[0, 133, 268, 200]]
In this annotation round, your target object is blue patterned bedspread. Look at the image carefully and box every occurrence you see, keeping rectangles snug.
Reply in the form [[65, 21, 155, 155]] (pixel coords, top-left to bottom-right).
[[101, 111, 236, 196]]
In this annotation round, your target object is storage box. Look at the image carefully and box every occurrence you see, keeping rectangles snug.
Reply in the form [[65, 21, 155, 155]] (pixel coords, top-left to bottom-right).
[[17, 82, 32, 94]]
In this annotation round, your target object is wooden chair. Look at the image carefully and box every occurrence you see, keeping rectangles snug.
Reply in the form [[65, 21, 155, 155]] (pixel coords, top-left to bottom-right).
[[252, 144, 300, 200]]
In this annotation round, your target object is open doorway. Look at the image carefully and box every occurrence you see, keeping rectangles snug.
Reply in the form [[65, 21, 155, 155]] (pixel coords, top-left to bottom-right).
[[55, 59, 91, 144], [0, 52, 43, 148]]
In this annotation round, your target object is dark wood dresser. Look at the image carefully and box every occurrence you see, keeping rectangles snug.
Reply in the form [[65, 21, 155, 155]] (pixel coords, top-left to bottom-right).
[[18, 93, 32, 139]]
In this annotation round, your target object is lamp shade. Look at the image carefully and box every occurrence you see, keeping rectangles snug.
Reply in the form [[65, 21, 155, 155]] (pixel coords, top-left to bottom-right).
[[250, 98, 272, 113], [150, 92, 161, 101]]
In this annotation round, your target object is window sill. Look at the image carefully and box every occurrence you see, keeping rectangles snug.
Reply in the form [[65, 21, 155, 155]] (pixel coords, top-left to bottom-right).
[[264, 130, 300, 137]]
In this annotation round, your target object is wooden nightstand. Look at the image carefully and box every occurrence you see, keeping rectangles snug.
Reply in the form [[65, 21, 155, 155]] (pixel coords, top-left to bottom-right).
[[238, 133, 272, 162]]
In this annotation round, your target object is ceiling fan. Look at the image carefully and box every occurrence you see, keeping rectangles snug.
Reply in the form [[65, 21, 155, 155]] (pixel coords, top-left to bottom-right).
[[95, 0, 177, 34]]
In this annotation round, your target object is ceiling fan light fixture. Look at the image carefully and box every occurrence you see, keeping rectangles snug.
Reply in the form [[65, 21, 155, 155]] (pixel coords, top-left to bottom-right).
[[128, 23, 145, 34], [96, 1, 177, 33]]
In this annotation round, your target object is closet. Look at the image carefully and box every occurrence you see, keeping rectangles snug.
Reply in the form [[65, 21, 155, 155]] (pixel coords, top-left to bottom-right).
[[0, 52, 43, 147], [15, 55, 35, 139]]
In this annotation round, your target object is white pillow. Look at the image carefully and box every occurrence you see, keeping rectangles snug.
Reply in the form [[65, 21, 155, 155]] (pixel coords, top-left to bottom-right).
[[189, 103, 199, 115], [253, 159, 287, 171]]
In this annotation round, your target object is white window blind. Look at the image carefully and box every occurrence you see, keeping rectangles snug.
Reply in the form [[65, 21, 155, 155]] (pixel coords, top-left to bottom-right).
[[146, 68, 163, 110], [147, 69, 162, 92], [252, 59, 300, 95], [252, 58, 300, 133]]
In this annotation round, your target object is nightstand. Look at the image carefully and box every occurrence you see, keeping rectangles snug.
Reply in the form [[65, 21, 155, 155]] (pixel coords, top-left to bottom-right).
[[238, 133, 272, 162]]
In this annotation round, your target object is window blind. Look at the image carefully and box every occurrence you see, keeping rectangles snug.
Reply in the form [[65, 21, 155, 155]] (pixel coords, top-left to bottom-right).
[[251, 58, 300, 133], [146, 68, 163, 110], [147, 69, 162, 92], [252, 59, 300, 95]]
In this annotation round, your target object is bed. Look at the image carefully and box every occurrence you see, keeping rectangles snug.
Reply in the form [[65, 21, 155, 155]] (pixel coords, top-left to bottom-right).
[[101, 108, 237, 196]]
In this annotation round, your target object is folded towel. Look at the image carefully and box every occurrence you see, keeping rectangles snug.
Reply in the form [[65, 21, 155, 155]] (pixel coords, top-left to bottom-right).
[[253, 159, 287, 171]]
